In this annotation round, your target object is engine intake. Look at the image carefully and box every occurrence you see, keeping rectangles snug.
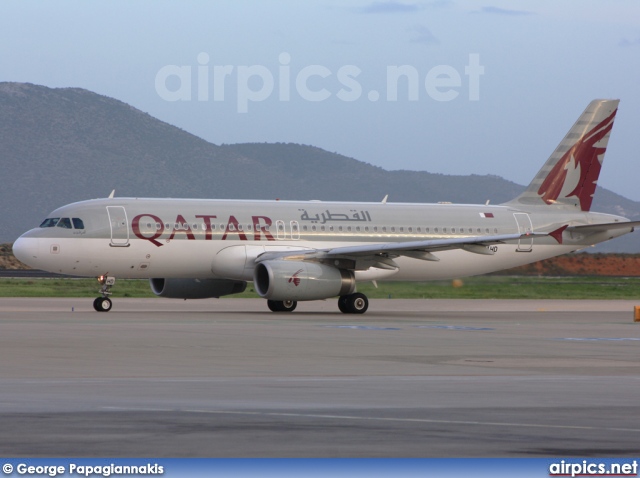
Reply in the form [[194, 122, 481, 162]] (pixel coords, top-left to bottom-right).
[[254, 261, 355, 301], [150, 278, 247, 299]]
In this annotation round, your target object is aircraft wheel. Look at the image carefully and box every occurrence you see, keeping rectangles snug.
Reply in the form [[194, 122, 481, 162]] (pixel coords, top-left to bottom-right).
[[345, 293, 369, 314], [267, 300, 297, 312], [280, 300, 297, 312], [267, 300, 281, 312], [337, 296, 350, 313], [93, 297, 112, 312]]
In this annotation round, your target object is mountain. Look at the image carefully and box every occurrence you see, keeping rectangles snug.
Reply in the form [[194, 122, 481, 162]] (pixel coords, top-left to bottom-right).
[[1, 82, 638, 252]]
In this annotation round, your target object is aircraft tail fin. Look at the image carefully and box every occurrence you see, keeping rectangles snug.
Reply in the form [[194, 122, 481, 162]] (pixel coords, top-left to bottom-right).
[[506, 99, 619, 212]]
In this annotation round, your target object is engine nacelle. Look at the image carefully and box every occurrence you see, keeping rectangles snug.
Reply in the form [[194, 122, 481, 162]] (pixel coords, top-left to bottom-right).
[[150, 278, 247, 299], [254, 260, 355, 301]]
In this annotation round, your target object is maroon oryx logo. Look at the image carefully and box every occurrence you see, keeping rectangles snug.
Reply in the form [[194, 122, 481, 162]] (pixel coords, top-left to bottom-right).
[[537, 108, 616, 211], [288, 269, 304, 287]]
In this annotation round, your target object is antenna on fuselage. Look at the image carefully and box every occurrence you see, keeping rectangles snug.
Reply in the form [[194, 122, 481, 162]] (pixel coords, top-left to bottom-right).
[[108, 190, 115, 199], [381, 194, 388, 204]]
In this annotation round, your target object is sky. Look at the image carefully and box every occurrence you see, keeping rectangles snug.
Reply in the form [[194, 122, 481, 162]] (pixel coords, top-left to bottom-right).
[[2, 0, 640, 201]]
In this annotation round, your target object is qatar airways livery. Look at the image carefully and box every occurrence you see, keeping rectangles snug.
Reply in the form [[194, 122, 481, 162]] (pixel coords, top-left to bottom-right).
[[13, 100, 638, 314]]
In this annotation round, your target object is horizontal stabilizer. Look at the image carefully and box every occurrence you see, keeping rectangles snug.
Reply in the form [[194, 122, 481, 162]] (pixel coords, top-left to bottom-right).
[[568, 220, 640, 233]]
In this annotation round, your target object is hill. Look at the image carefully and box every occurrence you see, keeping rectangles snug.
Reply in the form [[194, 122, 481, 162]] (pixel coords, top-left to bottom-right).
[[1, 82, 638, 251]]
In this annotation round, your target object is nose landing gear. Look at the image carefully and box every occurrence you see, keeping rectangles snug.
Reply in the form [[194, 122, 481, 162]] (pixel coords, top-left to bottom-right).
[[93, 275, 115, 312]]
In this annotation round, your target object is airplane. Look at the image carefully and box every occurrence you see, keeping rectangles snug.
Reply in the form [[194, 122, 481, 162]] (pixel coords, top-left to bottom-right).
[[12, 99, 639, 314]]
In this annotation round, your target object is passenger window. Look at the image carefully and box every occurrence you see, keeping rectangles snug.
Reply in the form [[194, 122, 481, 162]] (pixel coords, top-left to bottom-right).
[[56, 218, 72, 229], [40, 218, 60, 228]]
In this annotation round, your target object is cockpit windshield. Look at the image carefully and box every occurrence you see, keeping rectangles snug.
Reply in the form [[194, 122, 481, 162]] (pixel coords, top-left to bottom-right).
[[40, 218, 60, 228], [39, 217, 85, 229]]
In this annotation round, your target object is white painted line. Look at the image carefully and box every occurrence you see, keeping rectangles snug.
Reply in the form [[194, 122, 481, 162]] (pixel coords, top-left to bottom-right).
[[177, 409, 640, 434]]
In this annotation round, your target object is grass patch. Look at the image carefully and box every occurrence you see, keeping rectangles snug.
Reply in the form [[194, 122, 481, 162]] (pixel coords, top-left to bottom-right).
[[1, 276, 638, 300], [0, 278, 156, 298]]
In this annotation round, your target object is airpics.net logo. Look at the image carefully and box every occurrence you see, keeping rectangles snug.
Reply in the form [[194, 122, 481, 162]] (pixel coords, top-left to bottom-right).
[[155, 52, 484, 113]]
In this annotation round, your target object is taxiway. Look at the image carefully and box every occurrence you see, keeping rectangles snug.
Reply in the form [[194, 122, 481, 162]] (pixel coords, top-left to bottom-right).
[[0, 298, 639, 457]]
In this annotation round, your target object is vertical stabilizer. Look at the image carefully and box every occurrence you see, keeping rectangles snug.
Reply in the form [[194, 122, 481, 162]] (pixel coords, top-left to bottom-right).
[[506, 99, 619, 211]]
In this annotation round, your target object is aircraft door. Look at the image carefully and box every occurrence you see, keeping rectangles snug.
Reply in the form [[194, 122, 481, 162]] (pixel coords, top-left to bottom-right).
[[513, 213, 533, 252], [107, 206, 130, 247]]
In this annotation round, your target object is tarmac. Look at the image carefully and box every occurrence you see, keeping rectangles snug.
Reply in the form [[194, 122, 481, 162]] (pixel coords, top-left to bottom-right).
[[1, 297, 639, 457]]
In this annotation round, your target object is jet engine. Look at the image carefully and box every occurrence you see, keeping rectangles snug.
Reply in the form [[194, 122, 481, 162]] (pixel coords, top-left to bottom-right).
[[254, 260, 355, 301], [150, 278, 247, 299]]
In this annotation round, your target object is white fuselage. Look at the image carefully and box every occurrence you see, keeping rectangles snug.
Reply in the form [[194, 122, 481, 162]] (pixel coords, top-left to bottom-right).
[[13, 197, 625, 283]]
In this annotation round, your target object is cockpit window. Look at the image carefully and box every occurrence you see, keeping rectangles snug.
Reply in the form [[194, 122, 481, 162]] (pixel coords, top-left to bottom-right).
[[72, 218, 85, 229], [39, 217, 85, 229], [56, 218, 72, 229], [39, 218, 60, 228]]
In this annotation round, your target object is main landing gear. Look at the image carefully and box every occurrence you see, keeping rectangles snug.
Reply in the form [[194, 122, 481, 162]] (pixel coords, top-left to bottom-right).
[[267, 299, 298, 312], [93, 275, 115, 312], [338, 292, 369, 314], [266, 293, 369, 314]]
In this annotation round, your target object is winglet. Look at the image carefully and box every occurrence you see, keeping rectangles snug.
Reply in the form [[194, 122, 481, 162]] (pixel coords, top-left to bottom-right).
[[549, 225, 568, 244]]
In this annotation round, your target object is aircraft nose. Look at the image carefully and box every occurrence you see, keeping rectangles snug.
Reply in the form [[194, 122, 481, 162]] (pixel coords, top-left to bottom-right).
[[12, 236, 39, 268]]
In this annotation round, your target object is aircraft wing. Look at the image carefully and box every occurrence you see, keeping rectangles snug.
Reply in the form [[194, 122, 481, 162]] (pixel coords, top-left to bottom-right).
[[256, 232, 544, 270]]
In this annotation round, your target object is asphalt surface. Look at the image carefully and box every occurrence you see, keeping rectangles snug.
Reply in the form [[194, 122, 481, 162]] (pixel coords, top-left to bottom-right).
[[1, 297, 639, 457]]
